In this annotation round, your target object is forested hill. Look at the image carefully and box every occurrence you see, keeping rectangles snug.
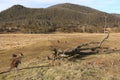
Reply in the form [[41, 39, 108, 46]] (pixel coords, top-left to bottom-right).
[[0, 3, 120, 33]]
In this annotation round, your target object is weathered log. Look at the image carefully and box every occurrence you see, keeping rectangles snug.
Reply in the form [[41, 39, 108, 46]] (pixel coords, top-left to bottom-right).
[[49, 31, 110, 61]]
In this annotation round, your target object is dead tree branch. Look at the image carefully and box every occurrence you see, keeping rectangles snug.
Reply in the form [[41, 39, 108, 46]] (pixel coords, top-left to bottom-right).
[[48, 31, 110, 62], [98, 31, 110, 48]]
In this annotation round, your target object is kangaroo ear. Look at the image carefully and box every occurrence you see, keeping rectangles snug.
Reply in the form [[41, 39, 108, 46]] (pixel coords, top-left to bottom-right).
[[19, 52, 24, 56], [21, 53, 24, 56], [47, 56, 51, 60], [12, 54, 17, 57]]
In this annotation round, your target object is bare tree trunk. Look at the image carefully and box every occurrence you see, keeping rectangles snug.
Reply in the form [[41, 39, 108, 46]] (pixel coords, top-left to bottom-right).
[[98, 31, 110, 47]]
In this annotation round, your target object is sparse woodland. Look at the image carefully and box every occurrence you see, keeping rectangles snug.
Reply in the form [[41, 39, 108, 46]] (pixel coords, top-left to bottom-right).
[[0, 3, 120, 33]]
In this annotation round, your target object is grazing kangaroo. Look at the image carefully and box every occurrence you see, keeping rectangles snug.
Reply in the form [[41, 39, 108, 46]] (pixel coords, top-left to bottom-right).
[[9, 52, 24, 71]]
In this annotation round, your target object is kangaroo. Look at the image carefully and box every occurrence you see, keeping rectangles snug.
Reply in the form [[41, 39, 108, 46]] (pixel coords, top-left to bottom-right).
[[9, 52, 24, 71]]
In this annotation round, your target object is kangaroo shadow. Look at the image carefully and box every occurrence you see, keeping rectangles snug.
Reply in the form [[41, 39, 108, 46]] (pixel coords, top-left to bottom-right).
[[0, 65, 49, 74], [19, 65, 49, 70]]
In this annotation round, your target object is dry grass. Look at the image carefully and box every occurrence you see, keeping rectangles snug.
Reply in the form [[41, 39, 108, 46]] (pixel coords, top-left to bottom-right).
[[0, 33, 119, 50], [0, 33, 120, 80]]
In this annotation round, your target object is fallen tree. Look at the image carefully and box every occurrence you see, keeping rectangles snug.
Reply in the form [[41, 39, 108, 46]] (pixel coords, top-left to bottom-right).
[[48, 31, 113, 62]]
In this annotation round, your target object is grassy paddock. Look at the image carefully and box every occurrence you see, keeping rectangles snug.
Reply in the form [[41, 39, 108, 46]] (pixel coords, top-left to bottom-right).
[[0, 33, 120, 80]]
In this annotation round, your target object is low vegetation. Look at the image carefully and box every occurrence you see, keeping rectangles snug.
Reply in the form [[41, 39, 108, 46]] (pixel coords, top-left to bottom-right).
[[0, 33, 120, 80]]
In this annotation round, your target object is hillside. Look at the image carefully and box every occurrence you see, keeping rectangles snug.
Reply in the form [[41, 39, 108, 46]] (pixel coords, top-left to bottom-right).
[[112, 14, 120, 18], [0, 3, 120, 33], [48, 3, 102, 14]]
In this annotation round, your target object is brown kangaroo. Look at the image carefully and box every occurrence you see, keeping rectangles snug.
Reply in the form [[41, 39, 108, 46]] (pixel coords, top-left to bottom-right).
[[9, 52, 24, 71]]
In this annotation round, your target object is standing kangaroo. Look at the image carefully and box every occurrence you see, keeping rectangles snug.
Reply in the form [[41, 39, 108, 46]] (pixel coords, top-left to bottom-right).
[[9, 52, 24, 71]]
